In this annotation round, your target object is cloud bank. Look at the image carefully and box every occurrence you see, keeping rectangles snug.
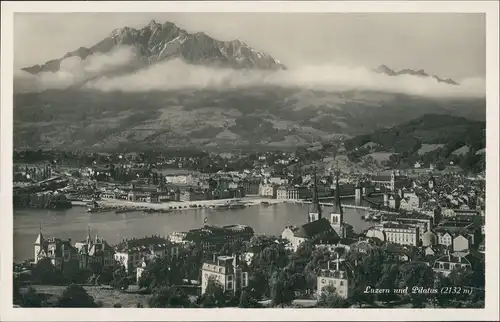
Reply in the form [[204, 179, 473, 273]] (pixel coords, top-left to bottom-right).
[[14, 46, 139, 92], [14, 46, 485, 99]]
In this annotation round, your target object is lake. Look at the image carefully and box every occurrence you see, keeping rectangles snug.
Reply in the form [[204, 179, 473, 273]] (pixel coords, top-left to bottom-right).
[[13, 198, 377, 262]]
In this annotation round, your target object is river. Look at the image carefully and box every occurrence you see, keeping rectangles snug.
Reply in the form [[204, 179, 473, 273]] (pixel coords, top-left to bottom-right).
[[13, 198, 379, 262]]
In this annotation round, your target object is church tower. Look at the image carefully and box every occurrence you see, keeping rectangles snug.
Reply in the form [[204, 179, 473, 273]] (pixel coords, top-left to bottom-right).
[[390, 170, 396, 191], [330, 168, 345, 238], [428, 175, 435, 190], [86, 226, 93, 247], [34, 223, 44, 263], [308, 168, 322, 222]]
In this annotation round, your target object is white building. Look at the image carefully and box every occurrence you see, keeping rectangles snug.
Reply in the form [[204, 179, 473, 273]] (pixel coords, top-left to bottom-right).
[[201, 254, 249, 295], [164, 174, 197, 185], [259, 183, 276, 198], [432, 253, 472, 277], [269, 177, 288, 185], [316, 254, 354, 299], [379, 223, 419, 246], [114, 236, 179, 273], [437, 232, 453, 248]]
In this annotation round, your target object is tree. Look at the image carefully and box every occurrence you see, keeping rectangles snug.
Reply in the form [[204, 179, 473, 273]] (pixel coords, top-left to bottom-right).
[[218, 243, 232, 256], [247, 269, 269, 300], [432, 273, 453, 307], [317, 285, 350, 308], [55, 283, 98, 308], [239, 290, 263, 308], [148, 286, 192, 308], [13, 278, 22, 306], [301, 247, 331, 292], [350, 248, 387, 305], [19, 286, 44, 307], [199, 279, 227, 308], [64, 259, 90, 284], [397, 262, 435, 308], [148, 287, 173, 308], [375, 264, 400, 303], [137, 256, 182, 291], [32, 258, 58, 284], [269, 271, 295, 308]]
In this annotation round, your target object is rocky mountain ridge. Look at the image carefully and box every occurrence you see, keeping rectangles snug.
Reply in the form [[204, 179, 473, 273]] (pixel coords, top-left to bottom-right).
[[22, 20, 286, 75], [374, 64, 459, 85]]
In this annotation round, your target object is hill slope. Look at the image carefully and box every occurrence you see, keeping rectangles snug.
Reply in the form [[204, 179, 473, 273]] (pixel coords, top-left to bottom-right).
[[343, 114, 486, 171], [13, 89, 485, 151]]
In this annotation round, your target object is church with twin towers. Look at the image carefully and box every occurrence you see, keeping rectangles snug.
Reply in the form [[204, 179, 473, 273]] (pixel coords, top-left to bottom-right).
[[281, 166, 349, 252]]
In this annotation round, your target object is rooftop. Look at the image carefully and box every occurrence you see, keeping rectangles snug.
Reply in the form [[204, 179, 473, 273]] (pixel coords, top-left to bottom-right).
[[293, 218, 340, 241], [382, 222, 416, 230], [115, 235, 171, 252], [434, 254, 471, 265]]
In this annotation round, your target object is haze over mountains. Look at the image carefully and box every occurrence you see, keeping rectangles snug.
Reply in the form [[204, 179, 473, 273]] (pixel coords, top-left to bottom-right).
[[13, 20, 486, 151]]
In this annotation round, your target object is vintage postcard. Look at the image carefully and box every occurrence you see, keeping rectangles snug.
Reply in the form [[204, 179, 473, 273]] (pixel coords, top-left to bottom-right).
[[1, 1, 499, 321]]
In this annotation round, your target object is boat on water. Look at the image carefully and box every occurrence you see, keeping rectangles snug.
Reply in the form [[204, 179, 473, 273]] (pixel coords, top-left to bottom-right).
[[215, 203, 230, 210], [87, 207, 112, 213], [229, 202, 246, 209], [260, 201, 271, 206], [214, 199, 248, 210]]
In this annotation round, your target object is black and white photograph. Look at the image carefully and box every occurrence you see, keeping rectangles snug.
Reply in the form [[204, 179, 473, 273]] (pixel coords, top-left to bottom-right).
[[1, 1, 499, 321]]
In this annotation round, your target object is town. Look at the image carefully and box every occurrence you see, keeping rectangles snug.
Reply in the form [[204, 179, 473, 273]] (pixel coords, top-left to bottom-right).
[[13, 147, 486, 308]]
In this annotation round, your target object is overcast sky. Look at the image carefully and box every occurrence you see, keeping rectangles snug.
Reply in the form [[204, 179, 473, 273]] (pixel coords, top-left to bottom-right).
[[14, 12, 485, 80]]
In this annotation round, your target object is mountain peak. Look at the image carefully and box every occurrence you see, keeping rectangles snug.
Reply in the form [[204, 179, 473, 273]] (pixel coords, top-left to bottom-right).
[[23, 20, 286, 76], [375, 64, 459, 85], [375, 64, 396, 76]]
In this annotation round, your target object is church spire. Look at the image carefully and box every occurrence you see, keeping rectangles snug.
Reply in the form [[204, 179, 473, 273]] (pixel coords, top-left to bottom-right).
[[34, 222, 44, 245], [86, 225, 92, 246], [308, 166, 322, 222], [334, 167, 343, 217]]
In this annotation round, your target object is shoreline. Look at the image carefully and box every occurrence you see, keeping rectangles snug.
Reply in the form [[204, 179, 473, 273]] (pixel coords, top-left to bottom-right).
[[94, 197, 286, 213]]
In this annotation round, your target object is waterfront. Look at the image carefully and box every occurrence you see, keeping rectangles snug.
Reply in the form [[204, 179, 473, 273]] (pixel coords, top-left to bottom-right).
[[14, 198, 377, 262]]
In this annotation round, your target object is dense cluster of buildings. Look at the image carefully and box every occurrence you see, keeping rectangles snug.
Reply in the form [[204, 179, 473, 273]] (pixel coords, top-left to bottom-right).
[[28, 161, 485, 304], [275, 168, 486, 300], [33, 221, 255, 284]]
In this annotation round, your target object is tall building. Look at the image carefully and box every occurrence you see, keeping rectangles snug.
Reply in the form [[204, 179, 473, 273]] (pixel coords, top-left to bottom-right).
[[329, 169, 346, 238], [308, 169, 322, 222], [201, 254, 249, 295], [281, 171, 340, 252]]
